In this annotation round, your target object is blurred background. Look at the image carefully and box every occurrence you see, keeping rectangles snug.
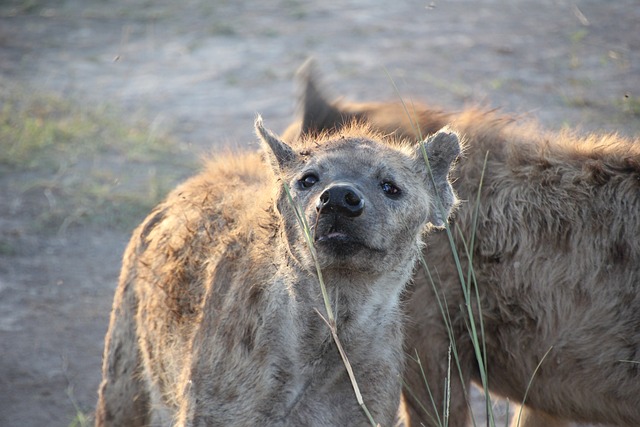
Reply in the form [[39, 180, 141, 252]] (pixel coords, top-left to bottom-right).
[[0, 1, 638, 425]]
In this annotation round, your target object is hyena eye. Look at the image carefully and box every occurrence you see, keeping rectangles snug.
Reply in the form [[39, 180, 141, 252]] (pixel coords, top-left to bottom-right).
[[381, 181, 402, 198], [299, 173, 319, 189]]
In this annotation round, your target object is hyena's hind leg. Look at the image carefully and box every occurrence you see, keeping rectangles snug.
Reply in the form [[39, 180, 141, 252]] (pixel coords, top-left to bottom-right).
[[95, 278, 150, 427]]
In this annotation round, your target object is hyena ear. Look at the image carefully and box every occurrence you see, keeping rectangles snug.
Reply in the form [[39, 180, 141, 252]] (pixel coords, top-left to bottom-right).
[[255, 115, 300, 173], [297, 59, 343, 136], [416, 128, 461, 227], [280, 58, 350, 142]]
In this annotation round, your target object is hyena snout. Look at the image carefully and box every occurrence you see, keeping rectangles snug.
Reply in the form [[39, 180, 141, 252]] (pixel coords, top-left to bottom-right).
[[316, 184, 365, 217]]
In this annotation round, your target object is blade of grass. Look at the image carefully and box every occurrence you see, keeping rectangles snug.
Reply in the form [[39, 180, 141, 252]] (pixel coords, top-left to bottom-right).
[[452, 151, 496, 426], [402, 352, 442, 427], [383, 70, 499, 426], [283, 182, 333, 321], [514, 346, 553, 427], [315, 308, 378, 426], [383, 69, 484, 426], [382, 66, 423, 141], [283, 182, 377, 427]]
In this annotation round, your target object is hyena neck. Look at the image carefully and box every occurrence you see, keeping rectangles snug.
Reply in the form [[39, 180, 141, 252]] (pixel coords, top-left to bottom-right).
[[261, 262, 406, 424], [278, 256, 411, 356]]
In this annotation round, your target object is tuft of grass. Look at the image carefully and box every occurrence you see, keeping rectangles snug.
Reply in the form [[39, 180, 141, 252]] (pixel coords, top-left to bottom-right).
[[0, 88, 181, 172], [63, 356, 94, 427], [66, 389, 92, 426], [68, 415, 91, 427], [385, 80, 556, 427], [0, 84, 194, 233], [384, 70, 523, 427]]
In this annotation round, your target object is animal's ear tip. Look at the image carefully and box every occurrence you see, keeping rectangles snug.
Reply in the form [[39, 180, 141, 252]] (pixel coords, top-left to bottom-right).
[[255, 115, 272, 140], [297, 57, 317, 78], [433, 127, 460, 143], [425, 127, 462, 158]]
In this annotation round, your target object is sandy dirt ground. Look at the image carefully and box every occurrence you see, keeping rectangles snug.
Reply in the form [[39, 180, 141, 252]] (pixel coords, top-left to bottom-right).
[[0, 1, 638, 426]]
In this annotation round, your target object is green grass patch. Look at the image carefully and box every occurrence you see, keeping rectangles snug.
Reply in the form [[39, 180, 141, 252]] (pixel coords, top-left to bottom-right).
[[0, 84, 195, 232], [65, 382, 93, 427], [0, 88, 180, 172]]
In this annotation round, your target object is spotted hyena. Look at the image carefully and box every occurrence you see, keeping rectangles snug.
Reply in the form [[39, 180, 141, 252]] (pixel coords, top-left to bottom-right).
[[95, 116, 460, 426], [283, 61, 640, 427]]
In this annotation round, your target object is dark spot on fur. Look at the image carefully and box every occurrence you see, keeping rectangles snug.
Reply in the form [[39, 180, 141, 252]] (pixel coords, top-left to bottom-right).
[[623, 157, 640, 174], [536, 157, 552, 171], [573, 288, 592, 307], [247, 283, 264, 307], [610, 240, 629, 264], [271, 363, 293, 386], [138, 207, 167, 252], [584, 160, 611, 185], [241, 324, 255, 353]]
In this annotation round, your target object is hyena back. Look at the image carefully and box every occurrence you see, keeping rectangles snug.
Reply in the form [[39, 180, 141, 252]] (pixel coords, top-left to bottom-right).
[[285, 61, 640, 427], [95, 117, 460, 426]]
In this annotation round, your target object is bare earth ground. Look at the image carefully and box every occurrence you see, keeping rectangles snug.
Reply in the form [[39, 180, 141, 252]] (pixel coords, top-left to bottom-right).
[[0, 1, 638, 426]]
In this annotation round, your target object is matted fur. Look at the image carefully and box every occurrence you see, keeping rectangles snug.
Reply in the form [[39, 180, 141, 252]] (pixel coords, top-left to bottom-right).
[[285, 62, 640, 427], [95, 117, 460, 426]]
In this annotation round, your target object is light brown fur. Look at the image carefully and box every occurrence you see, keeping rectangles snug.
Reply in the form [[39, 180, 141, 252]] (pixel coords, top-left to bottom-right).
[[285, 62, 640, 427], [95, 117, 460, 426]]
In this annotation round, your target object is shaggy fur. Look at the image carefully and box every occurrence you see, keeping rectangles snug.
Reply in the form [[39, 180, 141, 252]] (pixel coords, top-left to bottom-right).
[[284, 61, 640, 427], [95, 117, 460, 426]]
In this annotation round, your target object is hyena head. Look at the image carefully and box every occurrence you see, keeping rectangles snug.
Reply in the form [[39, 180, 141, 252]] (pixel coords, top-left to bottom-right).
[[255, 117, 460, 276]]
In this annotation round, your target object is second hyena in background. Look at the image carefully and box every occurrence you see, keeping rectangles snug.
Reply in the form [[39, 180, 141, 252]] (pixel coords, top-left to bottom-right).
[[285, 61, 640, 427], [95, 116, 460, 426]]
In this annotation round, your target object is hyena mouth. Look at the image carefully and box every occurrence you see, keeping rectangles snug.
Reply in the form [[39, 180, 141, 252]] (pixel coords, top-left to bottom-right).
[[313, 217, 368, 255], [315, 227, 351, 243]]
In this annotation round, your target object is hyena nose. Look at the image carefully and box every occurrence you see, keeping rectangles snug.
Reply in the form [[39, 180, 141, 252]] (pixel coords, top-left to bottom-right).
[[316, 184, 365, 217]]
